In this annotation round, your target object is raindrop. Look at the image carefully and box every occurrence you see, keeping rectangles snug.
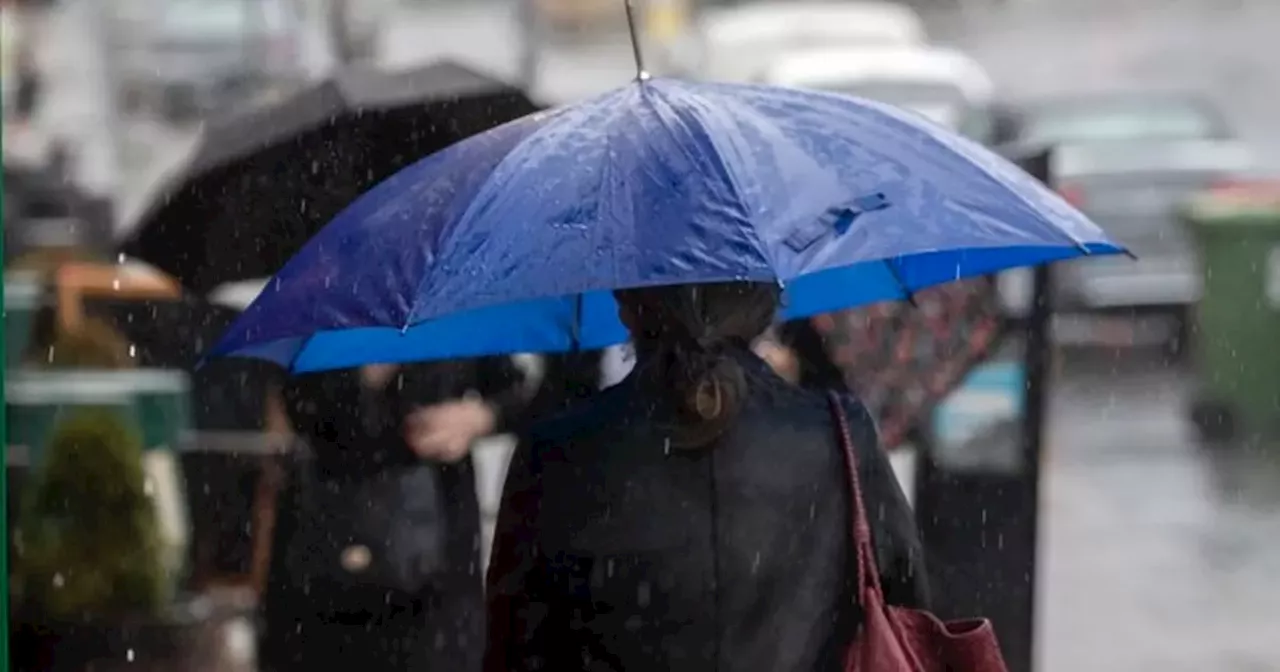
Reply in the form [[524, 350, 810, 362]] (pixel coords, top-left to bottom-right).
[[663, 437, 671, 455], [126, 649, 135, 662], [128, 344, 137, 359], [116, 252, 126, 264], [751, 552, 761, 575], [637, 581, 652, 607], [52, 573, 65, 588], [112, 278, 120, 291], [808, 502, 816, 520], [606, 558, 616, 578]]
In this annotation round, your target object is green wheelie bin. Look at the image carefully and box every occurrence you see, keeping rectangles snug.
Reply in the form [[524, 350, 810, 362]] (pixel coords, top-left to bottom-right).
[[1183, 185, 1280, 442]]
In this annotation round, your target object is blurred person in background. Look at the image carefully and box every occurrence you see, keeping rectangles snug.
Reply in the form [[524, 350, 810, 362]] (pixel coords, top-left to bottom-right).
[[486, 282, 928, 672], [260, 358, 530, 672]]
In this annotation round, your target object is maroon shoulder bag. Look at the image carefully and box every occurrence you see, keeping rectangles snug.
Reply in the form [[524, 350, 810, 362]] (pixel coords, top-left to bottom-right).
[[827, 392, 1010, 672]]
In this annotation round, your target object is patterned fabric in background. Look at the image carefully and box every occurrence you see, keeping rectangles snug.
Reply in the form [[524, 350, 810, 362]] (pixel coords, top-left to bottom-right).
[[810, 276, 1005, 451]]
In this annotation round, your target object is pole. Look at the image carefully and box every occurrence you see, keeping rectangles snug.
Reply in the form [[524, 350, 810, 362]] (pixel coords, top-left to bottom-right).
[[912, 148, 1054, 672]]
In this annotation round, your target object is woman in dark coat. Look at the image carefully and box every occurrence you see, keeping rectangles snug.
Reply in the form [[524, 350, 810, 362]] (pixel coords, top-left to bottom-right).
[[485, 282, 929, 672], [260, 358, 528, 672]]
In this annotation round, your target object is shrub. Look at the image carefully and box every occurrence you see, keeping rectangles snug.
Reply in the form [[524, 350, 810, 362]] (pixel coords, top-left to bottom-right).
[[13, 407, 169, 621]]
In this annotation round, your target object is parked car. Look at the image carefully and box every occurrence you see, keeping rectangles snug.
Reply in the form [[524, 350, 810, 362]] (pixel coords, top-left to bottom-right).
[[761, 45, 997, 142], [1010, 93, 1254, 353], [110, 0, 307, 122], [666, 1, 926, 80]]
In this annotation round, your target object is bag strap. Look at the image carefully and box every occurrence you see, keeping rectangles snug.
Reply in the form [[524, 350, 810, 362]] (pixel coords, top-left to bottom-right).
[[826, 391, 885, 599]]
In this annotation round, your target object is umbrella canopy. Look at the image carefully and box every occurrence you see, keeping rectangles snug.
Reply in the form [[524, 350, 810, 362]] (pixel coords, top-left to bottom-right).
[[211, 78, 1126, 373], [120, 60, 540, 294]]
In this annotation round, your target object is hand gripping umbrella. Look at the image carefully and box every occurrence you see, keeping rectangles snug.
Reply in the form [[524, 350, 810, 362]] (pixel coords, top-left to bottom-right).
[[119, 60, 539, 294]]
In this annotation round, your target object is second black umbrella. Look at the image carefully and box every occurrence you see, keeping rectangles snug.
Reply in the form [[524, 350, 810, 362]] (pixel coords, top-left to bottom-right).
[[121, 60, 540, 294]]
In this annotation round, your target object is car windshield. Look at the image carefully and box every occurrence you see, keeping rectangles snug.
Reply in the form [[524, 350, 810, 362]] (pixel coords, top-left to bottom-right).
[[1023, 100, 1223, 146]]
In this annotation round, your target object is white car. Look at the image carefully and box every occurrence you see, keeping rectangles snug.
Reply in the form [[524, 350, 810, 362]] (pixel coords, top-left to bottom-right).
[[665, 1, 926, 81], [760, 45, 996, 139]]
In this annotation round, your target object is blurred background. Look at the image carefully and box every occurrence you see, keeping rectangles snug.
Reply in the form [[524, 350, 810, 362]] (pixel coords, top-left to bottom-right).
[[4, 0, 1280, 670]]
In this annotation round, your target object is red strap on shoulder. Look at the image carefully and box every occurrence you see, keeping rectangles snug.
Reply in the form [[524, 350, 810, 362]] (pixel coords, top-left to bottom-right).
[[826, 391, 883, 598]]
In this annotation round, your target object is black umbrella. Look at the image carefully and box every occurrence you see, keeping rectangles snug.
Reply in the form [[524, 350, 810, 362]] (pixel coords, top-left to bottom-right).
[[120, 59, 540, 294]]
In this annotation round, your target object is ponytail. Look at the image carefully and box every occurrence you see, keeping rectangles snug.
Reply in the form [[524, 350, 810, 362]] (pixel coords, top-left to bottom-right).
[[616, 282, 780, 450]]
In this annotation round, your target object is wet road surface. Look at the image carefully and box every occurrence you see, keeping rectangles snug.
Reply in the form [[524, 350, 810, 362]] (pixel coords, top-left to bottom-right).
[[1042, 352, 1280, 671]]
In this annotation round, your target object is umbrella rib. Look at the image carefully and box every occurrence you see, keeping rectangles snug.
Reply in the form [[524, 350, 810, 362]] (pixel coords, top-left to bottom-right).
[[286, 331, 321, 374], [883, 258, 919, 307]]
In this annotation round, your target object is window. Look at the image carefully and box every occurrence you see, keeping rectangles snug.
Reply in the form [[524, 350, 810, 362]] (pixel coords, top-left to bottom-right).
[[1023, 100, 1225, 146]]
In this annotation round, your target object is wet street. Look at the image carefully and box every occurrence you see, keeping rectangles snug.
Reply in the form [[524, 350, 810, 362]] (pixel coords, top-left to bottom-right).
[[1042, 353, 1280, 671]]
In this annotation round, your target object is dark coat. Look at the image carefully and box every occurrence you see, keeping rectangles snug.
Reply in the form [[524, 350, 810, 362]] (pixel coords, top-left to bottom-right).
[[260, 358, 526, 672], [485, 353, 929, 672]]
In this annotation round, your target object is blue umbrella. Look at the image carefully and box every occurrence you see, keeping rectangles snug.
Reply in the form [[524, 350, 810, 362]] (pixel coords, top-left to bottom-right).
[[210, 78, 1126, 373]]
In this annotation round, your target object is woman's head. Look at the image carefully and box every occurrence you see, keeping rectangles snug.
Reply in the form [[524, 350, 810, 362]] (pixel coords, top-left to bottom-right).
[[614, 281, 780, 449]]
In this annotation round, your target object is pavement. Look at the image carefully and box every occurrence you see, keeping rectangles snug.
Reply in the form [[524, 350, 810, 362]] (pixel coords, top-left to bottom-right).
[[1041, 353, 1280, 671]]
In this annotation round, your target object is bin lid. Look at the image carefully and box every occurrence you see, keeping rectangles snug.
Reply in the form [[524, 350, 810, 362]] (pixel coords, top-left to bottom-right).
[[7, 369, 191, 404], [1185, 180, 1280, 222]]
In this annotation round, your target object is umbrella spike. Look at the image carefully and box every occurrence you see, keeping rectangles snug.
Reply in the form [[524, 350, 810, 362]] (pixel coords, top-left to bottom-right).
[[623, 0, 650, 81]]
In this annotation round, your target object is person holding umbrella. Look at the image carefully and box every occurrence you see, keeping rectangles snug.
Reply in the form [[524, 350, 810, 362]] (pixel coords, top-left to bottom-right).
[[485, 281, 929, 671]]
